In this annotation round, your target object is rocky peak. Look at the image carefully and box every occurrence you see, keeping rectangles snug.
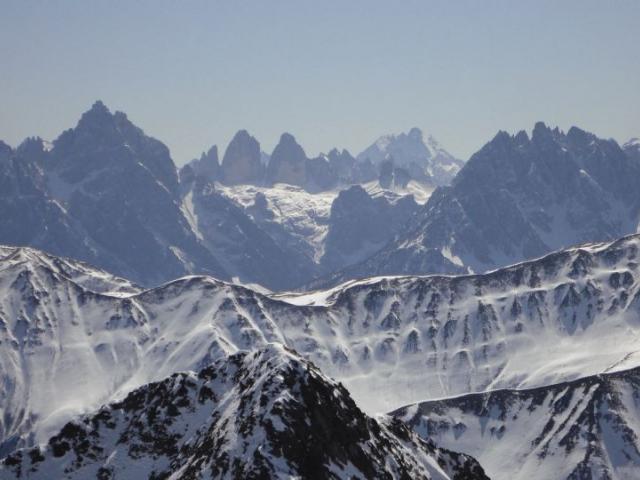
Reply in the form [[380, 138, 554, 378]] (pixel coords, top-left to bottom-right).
[[50, 101, 180, 194], [0, 344, 487, 479], [201, 144, 220, 172], [531, 121, 559, 145], [266, 132, 307, 186], [15, 137, 48, 161], [197, 145, 220, 180], [221, 129, 263, 185], [566, 125, 595, 148], [513, 129, 530, 146], [408, 126, 424, 141], [81, 99, 110, 122], [0, 141, 12, 164]]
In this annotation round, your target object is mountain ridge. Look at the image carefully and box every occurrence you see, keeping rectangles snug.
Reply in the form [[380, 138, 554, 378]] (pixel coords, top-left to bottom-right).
[[1, 344, 487, 480]]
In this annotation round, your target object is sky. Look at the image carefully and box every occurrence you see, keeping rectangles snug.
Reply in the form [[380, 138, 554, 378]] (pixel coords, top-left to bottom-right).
[[1, 1, 639, 164]]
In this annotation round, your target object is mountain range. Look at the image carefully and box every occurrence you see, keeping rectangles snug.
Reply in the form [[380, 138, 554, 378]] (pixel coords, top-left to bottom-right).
[[3, 232, 640, 478], [4, 102, 638, 295], [0, 102, 454, 291], [3, 102, 640, 478], [318, 122, 640, 288]]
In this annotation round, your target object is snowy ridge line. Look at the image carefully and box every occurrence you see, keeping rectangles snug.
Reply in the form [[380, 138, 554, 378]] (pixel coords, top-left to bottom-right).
[[389, 360, 640, 415], [0, 344, 488, 480], [286, 232, 640, 306], [394, 360, 640, 480], [0, 244, 139, 296], [4, 231, 640, 460]]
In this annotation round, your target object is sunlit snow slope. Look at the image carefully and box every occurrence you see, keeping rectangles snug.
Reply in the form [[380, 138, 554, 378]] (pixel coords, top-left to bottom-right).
[[1, 344, 487, 480], [3, 234, 640, 457], [395, 366, 640, 480]]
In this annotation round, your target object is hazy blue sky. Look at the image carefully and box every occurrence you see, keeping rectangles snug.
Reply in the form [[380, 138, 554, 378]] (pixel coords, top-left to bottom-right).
[[1, 1, 638, 164]]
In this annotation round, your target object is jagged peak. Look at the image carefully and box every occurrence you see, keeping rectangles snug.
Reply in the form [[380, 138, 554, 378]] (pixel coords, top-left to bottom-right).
[[531, 121, 552, 140], [16, 136, 48, 156], [77, 100, 113, 125], [408, 127, 424, 140], [341, 147, 354, 157], [202, 144, 218, 161], [566, 125, 595, 146], [514, 129, 530, 145], [221, 129, 260, 162], [222, 128, 260, 150], [73, 101, 137, 137], [90, 99, 109, 113], [270, 132, 308, 163], [490, 130, 512, 144], [0, 340, 486, 479], [278, 131, 298, 145]]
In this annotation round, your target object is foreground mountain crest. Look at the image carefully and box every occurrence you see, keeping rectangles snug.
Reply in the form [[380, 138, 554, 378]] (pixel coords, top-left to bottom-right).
[[395, 365, 640, 480], [0, 345, 487, 479]]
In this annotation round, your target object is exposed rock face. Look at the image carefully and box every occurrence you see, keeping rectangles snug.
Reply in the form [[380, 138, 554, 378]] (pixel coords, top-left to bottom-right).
[[305, 155, 338, 191], [2, 102, 439, 291], [266, 132, 308, 186], [47, 101, 227, 285], [324, 123, 640, 287], [322, 185, 420, 270], [0, 140, 12, 160], [180, 145, 221, 186], [0, 139, 90, 263], [220, 129, 263, 185], [0, 345, 488, 480], [185, 179, 317, 289], [394, 366, 640, 480], [0, 102, 228, 286], [327, 147, 357, 183]]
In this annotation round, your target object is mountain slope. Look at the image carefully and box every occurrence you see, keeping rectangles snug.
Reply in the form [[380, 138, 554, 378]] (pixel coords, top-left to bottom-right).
[[5, 234, 640, 455], [0, 345, 487, 480], [327, 123, 640, 286], [215, 181, 431, 277], [3, 104, 444, 291], [182, 179, 318, 290], [0, 102, 230, 286], [394, 366, 640, 480], [0, 246, 139, 295]]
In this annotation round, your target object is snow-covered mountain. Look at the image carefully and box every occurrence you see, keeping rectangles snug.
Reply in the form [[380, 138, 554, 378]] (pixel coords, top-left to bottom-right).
[[357, 128, 464, 186], [394, 366, 640, 480], [324, 123, 640, 287], [5, 232, 640, 473], [0, 344, 487, 480]]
